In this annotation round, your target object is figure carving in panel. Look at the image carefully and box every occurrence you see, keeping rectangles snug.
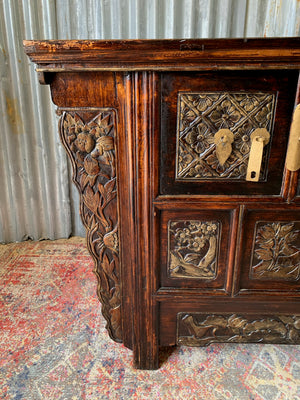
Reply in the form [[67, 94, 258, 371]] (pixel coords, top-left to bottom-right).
[[251, 221, 300, 281], [168, 220, 220, 279], [59, 109, 122, 342], [176, 92, 276, 180], [177, 313, 300, 346]]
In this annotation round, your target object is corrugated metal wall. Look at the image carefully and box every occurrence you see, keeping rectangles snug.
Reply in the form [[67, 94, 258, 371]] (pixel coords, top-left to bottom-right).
[[1, 0, 299, 243]]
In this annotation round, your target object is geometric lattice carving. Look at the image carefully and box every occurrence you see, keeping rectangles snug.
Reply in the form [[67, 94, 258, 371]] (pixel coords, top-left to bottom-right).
[[177, 313, 300, 346], [59, 109, 122, 342], [176, 92, 276, 180], [251, 221, 300, 281], [168, 220, 220, 278]]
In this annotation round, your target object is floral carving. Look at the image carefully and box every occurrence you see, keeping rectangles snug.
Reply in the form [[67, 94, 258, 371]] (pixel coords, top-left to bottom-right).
[[234, 94, 260, 112], [176, 92, 276, 180], [177, 313, 300, 346], [208, 99, 242, 129], [251, 222, 300, 280], [235, 122, 252, 155], [60, 110, 122, 342], [168, 220, 219, 278], [184, 122, 213, 154], [177, 144, 193, 173]]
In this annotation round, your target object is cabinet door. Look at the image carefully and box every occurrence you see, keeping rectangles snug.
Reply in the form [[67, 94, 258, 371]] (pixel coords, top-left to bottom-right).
[[157, 205, 238, 291], [237, 208, 300, 295], [160, 70, 299, 196]]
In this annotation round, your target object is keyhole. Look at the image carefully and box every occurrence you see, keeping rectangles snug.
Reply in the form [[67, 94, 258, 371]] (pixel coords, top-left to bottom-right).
[[251, 171, 256, 179]]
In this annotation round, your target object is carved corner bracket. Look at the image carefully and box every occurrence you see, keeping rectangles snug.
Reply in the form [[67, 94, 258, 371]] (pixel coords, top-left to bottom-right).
[[59, 108, 122, 343]]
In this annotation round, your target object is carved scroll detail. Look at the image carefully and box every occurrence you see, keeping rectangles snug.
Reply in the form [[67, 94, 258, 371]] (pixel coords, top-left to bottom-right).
[[168, 220, 220, 278], [177, 313, 300, 346], [59, 110, 122, 342], [251, 222, 300, 280], [176, 92, 276, 180]]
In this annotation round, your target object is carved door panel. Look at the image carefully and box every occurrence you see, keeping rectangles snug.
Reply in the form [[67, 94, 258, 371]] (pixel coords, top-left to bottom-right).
[[176, 312, 300, 346], [160, 70, 299, 196], [158, 206, 237, 290], [237, 208, 300, 295]]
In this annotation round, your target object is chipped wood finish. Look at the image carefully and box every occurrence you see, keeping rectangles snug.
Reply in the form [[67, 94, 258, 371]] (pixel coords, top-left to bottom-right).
[[59, 110, 122, 343], [23, 38, 300, 71], [177, 313, 300, 346]]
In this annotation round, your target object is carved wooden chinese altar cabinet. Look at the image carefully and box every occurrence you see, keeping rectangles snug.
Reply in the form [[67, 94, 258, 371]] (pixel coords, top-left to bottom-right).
[[24, 39, 300, 369]]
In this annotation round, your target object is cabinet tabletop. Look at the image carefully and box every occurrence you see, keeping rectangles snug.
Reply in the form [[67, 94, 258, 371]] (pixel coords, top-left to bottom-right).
[[24, 38, 300, 72]]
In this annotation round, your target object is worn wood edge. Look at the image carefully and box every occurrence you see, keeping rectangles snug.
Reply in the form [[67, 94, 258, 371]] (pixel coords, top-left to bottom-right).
[[23, 38, 300, 52], [33, 64, 300, 73], [23, 38, 300, 72]]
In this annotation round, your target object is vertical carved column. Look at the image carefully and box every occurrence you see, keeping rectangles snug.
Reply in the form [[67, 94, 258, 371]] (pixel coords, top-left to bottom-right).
[[59, 109, 122, 343]]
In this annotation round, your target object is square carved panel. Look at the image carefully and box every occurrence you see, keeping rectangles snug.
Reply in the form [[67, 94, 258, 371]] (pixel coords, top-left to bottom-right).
[[250, 221, 300, 281], [176, 92, 276, 180], [168, 220, 220, 279]]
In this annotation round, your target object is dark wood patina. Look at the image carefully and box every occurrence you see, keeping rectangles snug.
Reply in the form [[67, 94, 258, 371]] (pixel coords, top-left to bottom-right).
[[24, 38, 300, 369]]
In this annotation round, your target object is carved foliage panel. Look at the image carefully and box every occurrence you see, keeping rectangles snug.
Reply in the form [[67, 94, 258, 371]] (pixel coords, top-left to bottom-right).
[[168, 220, 220, 279], [176, 92, 276, 180], [59, 109, 122, 342], [177, 313, 300, 346], [251, 221, 300, 281]]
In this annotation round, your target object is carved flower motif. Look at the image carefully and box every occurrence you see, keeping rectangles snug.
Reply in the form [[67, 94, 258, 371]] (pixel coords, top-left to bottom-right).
[[75, 132, 95, 153], [188, 222, 202, 231], [89, 113, 113, 137], [184, 94, 219, 113], [92, 136, 114, 157], [184, 123, 212, 154], [103, 226, 119, 254], [187, 162, 214, 178], [173, 222, 218, 252], [181, 106, 197, 128], [62, 111, 121, 341], [83, 155, 100, 185], [84, 156, 100, 175], [188, 236, 206, 252], [235, 122, 252, 155], [178, 150, 193, 173], [174, 228, 191, 245], [196, 94, 219, 112], [209, 100, 241, 129], [254, 105, 272, 126], [252, 222, 300, 279], [234, 94, 259, 112], [200, 223, 218, 236]]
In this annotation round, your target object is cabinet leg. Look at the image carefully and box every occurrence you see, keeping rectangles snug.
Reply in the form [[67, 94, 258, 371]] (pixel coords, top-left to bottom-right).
[[133, 346, 159, 370]]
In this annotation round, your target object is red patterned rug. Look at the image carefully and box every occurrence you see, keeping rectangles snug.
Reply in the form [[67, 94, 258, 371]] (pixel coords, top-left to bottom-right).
[[1, 238, 300, 400]]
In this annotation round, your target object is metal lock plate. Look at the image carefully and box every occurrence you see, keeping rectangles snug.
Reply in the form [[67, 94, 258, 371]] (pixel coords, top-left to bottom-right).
[[214, 129, 234, 166], [246, 128, 270, 182]]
